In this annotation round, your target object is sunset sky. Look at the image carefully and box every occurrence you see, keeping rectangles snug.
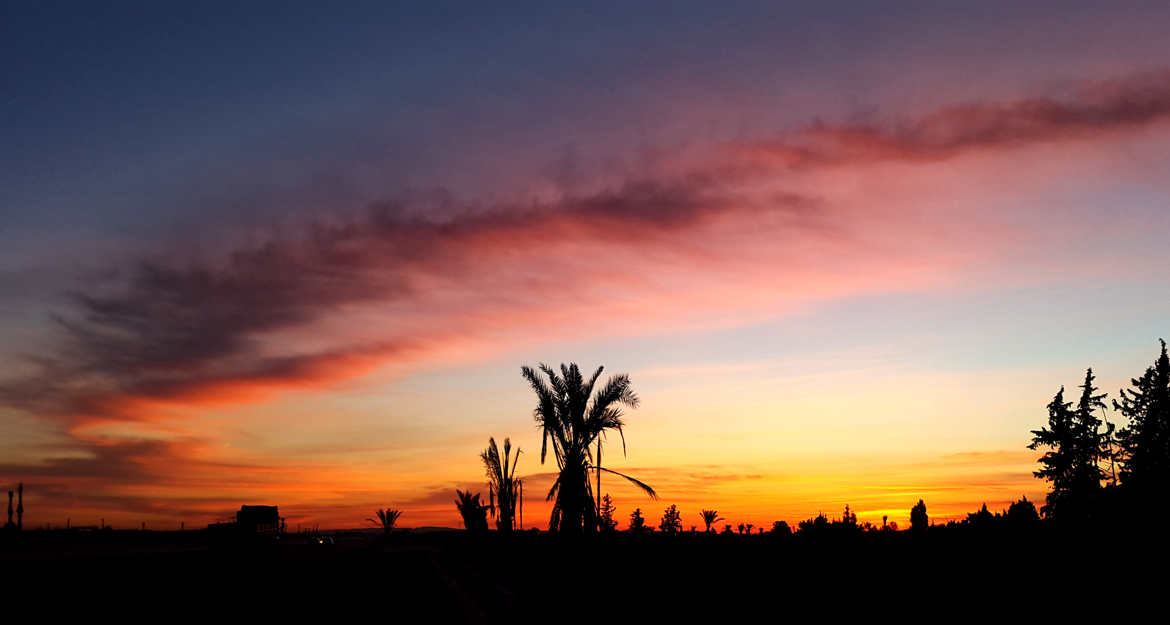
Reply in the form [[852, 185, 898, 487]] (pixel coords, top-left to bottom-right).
[[3, 1, 1170, 531]]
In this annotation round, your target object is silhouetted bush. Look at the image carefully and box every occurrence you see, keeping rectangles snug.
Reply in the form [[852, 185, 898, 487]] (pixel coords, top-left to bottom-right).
[[658, 505, 682, 534], [910, 500, 929, 533]]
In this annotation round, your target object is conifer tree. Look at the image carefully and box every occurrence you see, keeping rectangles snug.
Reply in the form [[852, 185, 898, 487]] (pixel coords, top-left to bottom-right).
[[1028, 369, 1110, 520], [599, 494, 618, 532], [628, 508, 646, 534], [1071, 369, 1108, 495], [1029, 386, 1077, 518], [1114, 339, 1170, 491]]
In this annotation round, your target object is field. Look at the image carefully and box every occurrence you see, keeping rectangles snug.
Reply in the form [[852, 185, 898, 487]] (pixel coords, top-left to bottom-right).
[[3, 527, 1159, 619]]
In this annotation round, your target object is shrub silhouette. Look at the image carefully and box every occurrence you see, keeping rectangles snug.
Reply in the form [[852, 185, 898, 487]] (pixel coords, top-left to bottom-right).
[[455, 489, 490, 533], [482, 437, 522, 532], [700, 509, 723, 533], [628, 507, 647, 534], [1006, 497, 1039, 525], [367, 508, 402, 535], [910, 500, 929, 532], [658, 504, 682, 534]]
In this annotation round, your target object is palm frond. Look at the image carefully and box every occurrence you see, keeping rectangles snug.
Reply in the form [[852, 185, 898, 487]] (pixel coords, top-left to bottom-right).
[[595, 466, 657, 499]]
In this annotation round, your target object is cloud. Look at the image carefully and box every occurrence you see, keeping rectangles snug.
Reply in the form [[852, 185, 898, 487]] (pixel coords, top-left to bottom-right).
[[0, 177, 832, 425], [733, 70, 1170, 168], [12, 71, 1170, 430]]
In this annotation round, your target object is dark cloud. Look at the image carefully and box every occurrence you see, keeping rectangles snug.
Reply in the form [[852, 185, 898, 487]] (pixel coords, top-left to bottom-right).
[[736, 69, 1170, 168], [1, 176, 814, 422]]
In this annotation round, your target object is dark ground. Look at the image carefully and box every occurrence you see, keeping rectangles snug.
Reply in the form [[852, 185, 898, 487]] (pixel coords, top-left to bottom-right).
[[1, 527, 1164, 619]]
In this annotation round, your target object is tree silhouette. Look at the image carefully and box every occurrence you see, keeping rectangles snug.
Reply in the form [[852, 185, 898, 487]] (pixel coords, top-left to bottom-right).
[[599, 494, 618, 532], [628, 507, 646, 534], [522, 363, 656, 533], [1071, 369, 1108, 492], [1006, 497, 1039, 525], [1114, 339, 1170, 493], [798, 513, 829, 534], [658, 505, 682, 534], [366, 508, 402, 535], [910, 499, 928, 532], [699, 509, 723, 533], [481, 437, 522, 532], [1029, 370, 1108, 519], [771, 520, 791, 536], [455, 490, 489, 533], [966, 503, 994, 527], [841, 505, 857, 528]]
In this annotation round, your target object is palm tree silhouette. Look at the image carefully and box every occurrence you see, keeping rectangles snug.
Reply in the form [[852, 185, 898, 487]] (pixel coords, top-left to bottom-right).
[[455, 489, 489, 532], [700, 509, 724, 533], [367, 508, 402, 535], [481, 437, 522, 532], [521, 363, 657, 533]]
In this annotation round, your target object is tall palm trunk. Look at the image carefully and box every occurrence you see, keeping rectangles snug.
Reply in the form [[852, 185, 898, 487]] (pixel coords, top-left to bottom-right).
[[556, 456, 589, 533], [596, 438, 602, 530]]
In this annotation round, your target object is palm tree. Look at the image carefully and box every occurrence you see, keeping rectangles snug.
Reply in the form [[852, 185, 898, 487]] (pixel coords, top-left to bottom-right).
[[699, 509, 723, 533], [367, 508, 402, 535], [481, 437, 523, 532], [455, 489, 489, 533], [521, 363, 657, 533]]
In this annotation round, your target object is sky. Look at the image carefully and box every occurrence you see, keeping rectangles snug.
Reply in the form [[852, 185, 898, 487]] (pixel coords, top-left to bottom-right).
[[2, 0, 1170, 531]]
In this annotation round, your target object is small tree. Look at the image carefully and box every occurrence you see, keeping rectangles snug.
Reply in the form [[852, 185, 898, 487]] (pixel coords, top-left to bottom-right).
[[910, 499, 928, 533], [599, 494, 618, 532], [1006, 497, 1039, 525], [455, 490, 489, 533], [966, 503, 995, 527], [798, 513, 829, 534], [841, 505, 857, 527], [699, 509, 723, 533], [481, 437, 522, 532], [628, 508, 646, 534], [770, 520, 791, 536], [658, 504, 682, 534], [367, 508, 402, 535]]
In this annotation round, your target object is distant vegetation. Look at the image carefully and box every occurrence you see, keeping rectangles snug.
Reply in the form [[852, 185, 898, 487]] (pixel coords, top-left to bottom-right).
[[422, 341, 1170, 538], [367, 508, 402, 535], [19, 338, 1165, 539]]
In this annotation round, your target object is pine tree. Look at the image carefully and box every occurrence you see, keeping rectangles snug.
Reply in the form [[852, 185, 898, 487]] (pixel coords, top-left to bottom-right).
[[628, 508, 646, 534], [1027, 370, 1109, 520], [599, 494, 618, 532], [1029, 386, 1077, 518], [1071, 368, 1108, 496], [1114, 339, 1170, 491]]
